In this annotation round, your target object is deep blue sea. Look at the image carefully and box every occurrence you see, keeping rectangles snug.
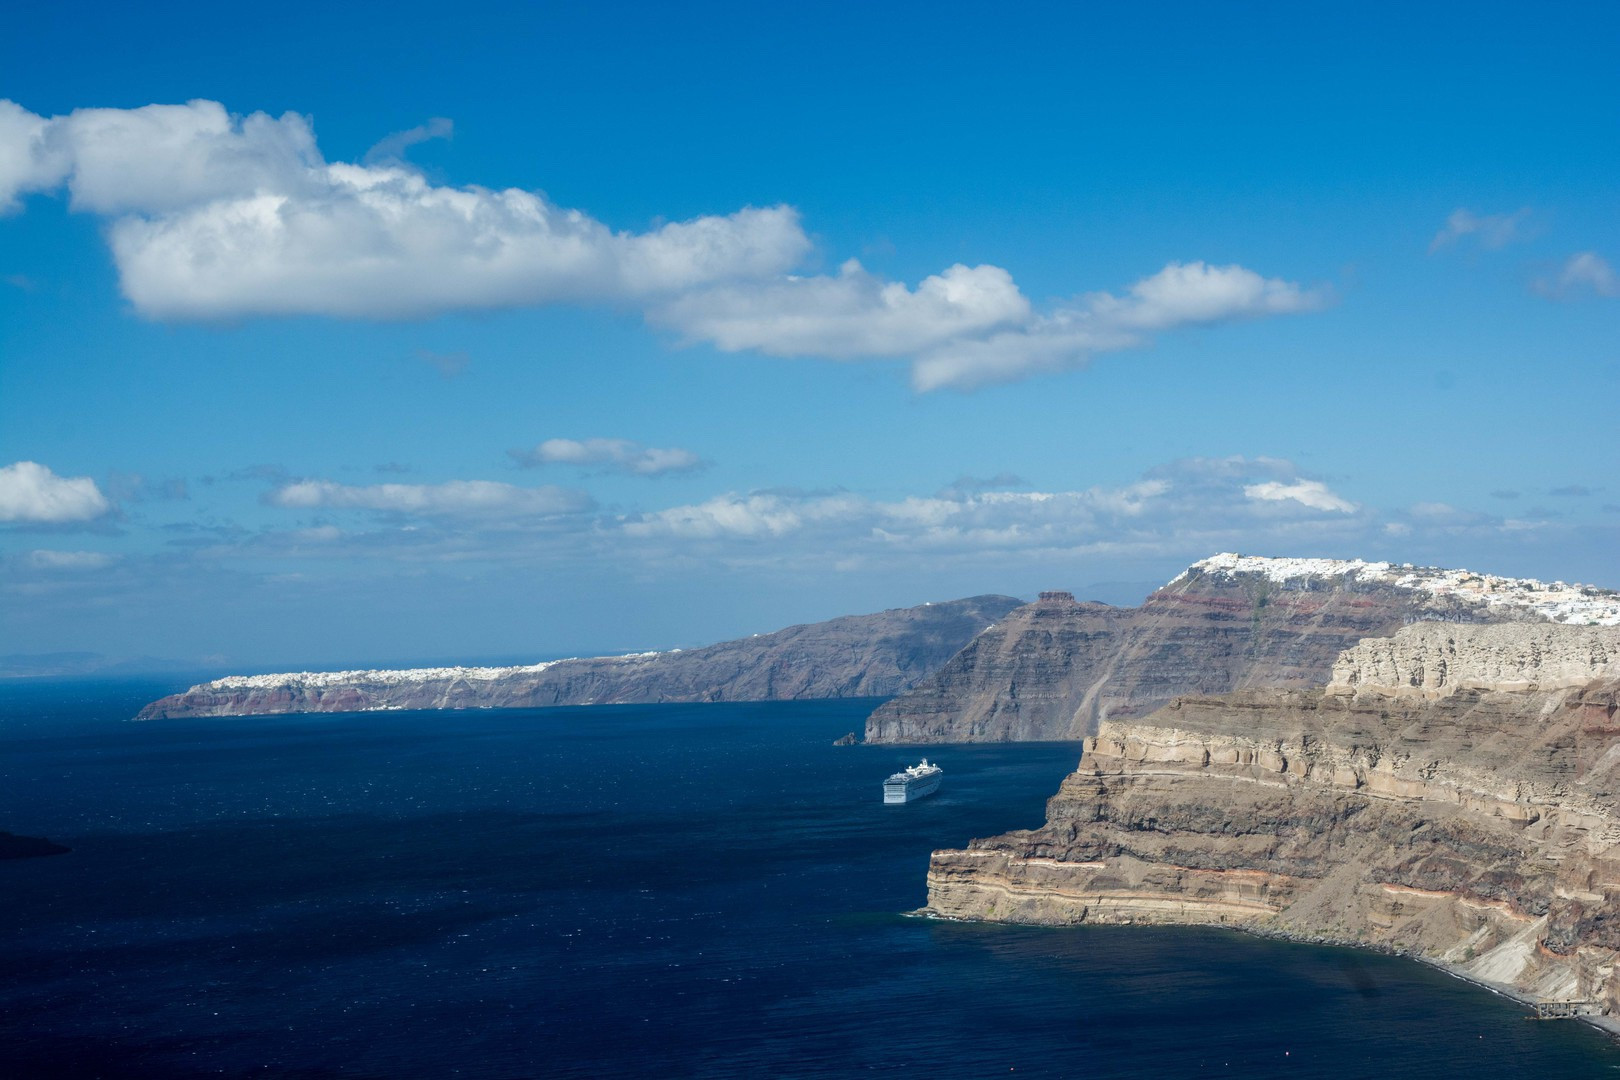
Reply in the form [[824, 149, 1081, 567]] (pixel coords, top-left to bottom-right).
[[3, 679, 1619, 1079]]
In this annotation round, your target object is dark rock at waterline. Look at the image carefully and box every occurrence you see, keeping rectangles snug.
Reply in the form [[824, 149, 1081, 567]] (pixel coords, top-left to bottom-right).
[[0, 832, 70, 859]]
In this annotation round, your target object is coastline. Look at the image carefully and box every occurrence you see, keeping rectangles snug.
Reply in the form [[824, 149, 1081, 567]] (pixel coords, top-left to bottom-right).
[[913, 908, 1620, 1041]]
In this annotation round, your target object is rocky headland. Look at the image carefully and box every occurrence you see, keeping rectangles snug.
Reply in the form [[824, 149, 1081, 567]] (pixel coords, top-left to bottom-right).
[[867, 553, 1620, 743], [135, 595, 1021, 720], [923, 620, 1620, 1021]]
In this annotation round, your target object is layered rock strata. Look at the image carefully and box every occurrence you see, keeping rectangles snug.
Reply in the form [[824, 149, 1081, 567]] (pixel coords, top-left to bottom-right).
[[136, 595, 1021, 720], [923, 622, 1620, 1017], [867, 553, 1620, 743]]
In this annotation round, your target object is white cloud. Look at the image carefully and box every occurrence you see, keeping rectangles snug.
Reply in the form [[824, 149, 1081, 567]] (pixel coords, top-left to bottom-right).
[[511, 437, 704, 476], [108, 176, 807, 320], [911, 262, 1327, 391], [0, 97, 1329, 389], [661, 258, 1324, 392], [268, 478, 593, 517], [0, 100, 61, 213], [0, 461, 112, 523], [1536, 252, 1619, 299], [653, 259, 1030, 357], [623, 491, 870, 540], [622, 458, 1353, 553], [1243, 479, 1358, 514], [28, 549, 117, 570], [1429, 208, 1530, 253], [0, 99, 809, 319]]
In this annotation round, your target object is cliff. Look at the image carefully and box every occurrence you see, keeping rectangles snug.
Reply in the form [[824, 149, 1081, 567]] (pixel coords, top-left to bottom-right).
[[134, 595, 1022, 720], [866, 553, 1620, 743], [922, 621, 1620, 1019]]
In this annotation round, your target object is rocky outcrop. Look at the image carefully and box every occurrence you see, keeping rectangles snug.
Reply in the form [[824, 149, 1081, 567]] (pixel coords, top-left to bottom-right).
[[135, 595, 1022, 720], [867, 553, 1620, 743], [922, 621, 1620, 1020]]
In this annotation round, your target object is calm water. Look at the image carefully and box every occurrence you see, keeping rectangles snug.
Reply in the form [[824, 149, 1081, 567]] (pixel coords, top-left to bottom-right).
[[3, 680, 1618, 1079]]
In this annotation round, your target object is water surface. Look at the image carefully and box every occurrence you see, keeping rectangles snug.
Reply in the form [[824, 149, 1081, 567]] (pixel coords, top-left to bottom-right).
[[2, 681, 1616, 1077]]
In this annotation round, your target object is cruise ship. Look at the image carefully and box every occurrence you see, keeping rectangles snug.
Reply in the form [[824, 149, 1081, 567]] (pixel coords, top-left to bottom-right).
[[883, 759, 943, 804]]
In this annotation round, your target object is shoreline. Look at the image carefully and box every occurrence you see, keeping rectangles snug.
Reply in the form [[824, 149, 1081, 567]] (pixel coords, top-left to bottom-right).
[[913, 908, 1620, 1041]]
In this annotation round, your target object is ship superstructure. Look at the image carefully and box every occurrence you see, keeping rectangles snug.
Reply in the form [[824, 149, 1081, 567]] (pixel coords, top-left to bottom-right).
[[883, 759, 943, 804]]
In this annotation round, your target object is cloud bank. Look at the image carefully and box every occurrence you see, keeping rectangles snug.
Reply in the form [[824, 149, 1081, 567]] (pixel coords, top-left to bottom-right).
[[0, 97, 1327, 389]]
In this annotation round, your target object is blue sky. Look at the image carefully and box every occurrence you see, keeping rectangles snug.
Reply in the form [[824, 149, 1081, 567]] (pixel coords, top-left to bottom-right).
[[2, 1, 1616, 669]]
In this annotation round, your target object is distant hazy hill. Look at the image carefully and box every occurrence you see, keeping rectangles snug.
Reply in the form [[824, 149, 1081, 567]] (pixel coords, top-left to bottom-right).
[[866, 553, 1620, 743], [135, 595, 1023, 720]]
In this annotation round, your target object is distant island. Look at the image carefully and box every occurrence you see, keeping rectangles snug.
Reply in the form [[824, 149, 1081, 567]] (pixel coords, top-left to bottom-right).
[[134, 595, 1021, 720], [0, 832, 70, 860]]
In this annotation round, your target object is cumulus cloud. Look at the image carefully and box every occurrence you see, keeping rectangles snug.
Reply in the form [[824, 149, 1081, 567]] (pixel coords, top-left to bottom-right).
[[0, 461, 112, 523], [510, 437, 704, 476], [268, 478, 593, 517], [1428, 208, 1531, 253], [0, 99, 808, 319], [653, 259, 1031, 357], [1536, 252, 1619, 299], [0, 97, 1329, 389], [907, 262, 1326, 391], [1243, 479, 1358, 514], [660, 259, 1324, 392]]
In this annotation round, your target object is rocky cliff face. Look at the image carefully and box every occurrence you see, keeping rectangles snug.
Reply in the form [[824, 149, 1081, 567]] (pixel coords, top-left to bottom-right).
[[135, 595, 1021, 720], [923, 621, 1620, 1018], [1329, 622, 1620, 698], [866, 553, 1620, 743]]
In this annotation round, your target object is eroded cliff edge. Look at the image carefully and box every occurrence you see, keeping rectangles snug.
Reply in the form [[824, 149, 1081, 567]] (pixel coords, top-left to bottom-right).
[[924, 622, 1620, 1018], [136, 595, 1021, 720], [867, 553, 1620, 743]]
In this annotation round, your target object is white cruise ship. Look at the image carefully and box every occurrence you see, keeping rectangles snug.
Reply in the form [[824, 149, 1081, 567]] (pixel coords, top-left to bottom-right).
[[883, 759, 943, 804]]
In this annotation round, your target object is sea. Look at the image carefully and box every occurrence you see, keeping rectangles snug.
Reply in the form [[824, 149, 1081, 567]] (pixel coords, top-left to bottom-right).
[[3, 679, 1618, 1079]]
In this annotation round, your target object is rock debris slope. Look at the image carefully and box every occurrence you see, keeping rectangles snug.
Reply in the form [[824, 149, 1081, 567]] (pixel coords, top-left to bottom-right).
[[135, 595, 1021, 720], [924, 621, 1620, 1018], [866, 553, 1620, 743]]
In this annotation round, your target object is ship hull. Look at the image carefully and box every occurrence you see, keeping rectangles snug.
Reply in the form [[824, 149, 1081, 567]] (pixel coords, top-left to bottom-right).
[[883, 773, 942, 804]]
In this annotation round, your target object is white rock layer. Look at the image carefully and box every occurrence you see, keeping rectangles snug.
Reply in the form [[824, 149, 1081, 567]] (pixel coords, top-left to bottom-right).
[[1328, 622, 1620, 697]]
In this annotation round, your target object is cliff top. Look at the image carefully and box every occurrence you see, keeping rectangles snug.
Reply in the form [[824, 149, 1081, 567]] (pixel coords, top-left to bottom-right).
[[1174, 552, 1620, 626]]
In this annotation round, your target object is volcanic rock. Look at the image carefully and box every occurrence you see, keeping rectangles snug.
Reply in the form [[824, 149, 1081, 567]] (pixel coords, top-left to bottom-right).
[[866, 553, 1620, 743]]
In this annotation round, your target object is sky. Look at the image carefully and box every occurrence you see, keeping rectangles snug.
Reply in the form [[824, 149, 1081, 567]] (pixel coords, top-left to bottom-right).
[[1, 1, 1617, 670]]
